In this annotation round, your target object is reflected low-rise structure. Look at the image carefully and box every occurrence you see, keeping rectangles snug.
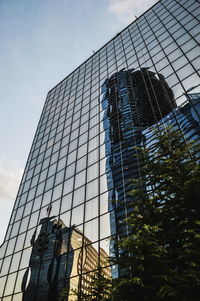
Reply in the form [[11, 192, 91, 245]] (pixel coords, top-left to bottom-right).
[[0, 0, 200, 300]]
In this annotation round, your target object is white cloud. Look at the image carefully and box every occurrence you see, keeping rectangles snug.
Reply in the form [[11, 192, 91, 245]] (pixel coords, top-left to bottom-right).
[[109, 0, 159, 25], [0, 159, 23, 202]]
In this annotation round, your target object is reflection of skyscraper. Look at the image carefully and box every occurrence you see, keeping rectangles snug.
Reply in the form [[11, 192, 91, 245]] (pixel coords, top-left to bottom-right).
[[22, 217, 111, 301], [1, 0, 200, 299], [101, 68, 175, 240], [144, 95, 200, 160], [185, 92, 200, 123], [21, 217, 71, 301]]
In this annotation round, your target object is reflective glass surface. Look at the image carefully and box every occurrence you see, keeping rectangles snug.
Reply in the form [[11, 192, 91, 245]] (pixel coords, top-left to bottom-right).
[[0, 0, 200, 299]]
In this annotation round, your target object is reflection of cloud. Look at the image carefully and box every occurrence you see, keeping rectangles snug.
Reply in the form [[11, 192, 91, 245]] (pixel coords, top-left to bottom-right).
[[0, 159, 23, 201], [109, 0, 158, 24]]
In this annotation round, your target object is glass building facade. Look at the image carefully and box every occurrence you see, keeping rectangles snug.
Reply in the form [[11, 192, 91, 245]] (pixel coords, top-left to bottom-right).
[[0, 0, 200, 300]]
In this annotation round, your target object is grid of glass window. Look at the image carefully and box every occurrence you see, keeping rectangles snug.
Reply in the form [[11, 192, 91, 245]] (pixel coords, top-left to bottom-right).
[[0, 0, 200, 300]]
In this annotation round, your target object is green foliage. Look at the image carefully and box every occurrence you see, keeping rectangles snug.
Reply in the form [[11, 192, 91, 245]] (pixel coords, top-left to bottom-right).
[[111, 128, 200, 300], [59, 287, 68, 301], [64, 128, 200, 301], [73, 267, 113, 301]]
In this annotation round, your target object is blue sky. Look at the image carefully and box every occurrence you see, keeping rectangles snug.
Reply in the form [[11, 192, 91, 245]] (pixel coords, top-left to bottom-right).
[[0, 0, 158, 244]]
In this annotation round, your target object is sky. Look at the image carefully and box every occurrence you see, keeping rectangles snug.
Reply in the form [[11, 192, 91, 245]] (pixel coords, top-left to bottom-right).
[[0, 0, 159, 244]]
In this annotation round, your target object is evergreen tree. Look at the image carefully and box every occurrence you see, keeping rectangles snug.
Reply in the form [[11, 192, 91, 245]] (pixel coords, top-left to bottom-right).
[[112, 128, 200, 300], [62, 128, 200, 301]]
